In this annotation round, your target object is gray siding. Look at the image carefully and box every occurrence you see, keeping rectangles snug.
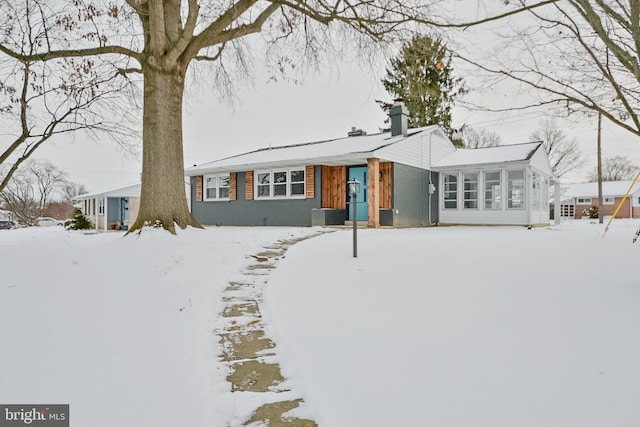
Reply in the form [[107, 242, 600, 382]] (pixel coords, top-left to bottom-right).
[[392, 164, 439, 227], [191, 167, 321, 226]]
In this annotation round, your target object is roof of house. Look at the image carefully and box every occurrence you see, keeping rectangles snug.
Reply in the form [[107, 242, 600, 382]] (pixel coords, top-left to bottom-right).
[[73, 182, 142, 200], [558, 180, 640, 203], [432, 142, 543, 168], [186, 126, 443, 175]]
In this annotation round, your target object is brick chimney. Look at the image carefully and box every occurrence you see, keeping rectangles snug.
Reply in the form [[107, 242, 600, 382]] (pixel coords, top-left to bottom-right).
[[389, 98, 408, 137]]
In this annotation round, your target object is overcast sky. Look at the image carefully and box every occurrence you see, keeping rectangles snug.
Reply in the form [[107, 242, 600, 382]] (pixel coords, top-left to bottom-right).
[[27, 3, 640, 193]]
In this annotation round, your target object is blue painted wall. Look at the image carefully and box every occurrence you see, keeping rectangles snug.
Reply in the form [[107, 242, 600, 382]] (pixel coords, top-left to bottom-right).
[[191, 167, 322, 226]]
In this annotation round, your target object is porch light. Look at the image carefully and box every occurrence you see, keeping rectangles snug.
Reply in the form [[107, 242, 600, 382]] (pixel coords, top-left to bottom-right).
[[347, 179, 360, 258], [348, 179, 360, 196]]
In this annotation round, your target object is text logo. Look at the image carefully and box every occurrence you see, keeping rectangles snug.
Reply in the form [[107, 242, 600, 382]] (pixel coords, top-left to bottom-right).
[[0, 405, 68, 426]]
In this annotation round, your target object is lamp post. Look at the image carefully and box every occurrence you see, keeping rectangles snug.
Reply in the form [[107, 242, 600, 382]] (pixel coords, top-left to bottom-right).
[[347, 179, 360, 257]]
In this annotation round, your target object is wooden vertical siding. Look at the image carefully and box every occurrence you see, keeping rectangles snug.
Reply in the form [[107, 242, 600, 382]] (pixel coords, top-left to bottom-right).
[[305, 165, 315, 198], [229, 172, 237, 201], [196, 176, 203, 202], [379, 162, 392, 209], [367, 158, 380, 227], [321, 166, 347, 209], [245, 171, 254, 200]]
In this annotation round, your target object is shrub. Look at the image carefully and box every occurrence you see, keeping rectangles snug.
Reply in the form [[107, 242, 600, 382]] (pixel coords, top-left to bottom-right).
[[65, 209, 94, 230], [583, 206, 599, 219]]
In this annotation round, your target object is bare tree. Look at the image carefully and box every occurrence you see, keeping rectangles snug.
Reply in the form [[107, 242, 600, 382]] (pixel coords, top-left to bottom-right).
[[0, 160, 69, 223], [589, 155, 639, 181], [0, 2, 137, 194], [0, 0, 555, 233], [29, 160, 68, 211], [461, 126, 501, 149], [1, 168, 39, 225], [62, 182, 89, 204], [458, 1, 640, 140], [529, 119, 582, 178]]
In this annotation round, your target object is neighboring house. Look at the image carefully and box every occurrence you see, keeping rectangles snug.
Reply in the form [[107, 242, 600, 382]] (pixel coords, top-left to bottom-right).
[[186, 103, 554, 228], [432, 142, 553, 226], [74, 183, 142, 231], [556, 181, 640, 219]]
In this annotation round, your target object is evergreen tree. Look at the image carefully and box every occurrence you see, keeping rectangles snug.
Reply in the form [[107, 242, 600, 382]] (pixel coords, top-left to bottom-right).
[[379, 35, 465, 136], [65, 209, 94, 230]]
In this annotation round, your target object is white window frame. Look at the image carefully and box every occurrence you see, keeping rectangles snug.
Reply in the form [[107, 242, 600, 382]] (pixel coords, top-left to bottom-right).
[[507, 169, 526, 210], [443, 173, 458, 209], [463, 172, 479, 209], [255, 167, 306, 199], [576, 197, 592, 204], [484, 171, 502, 210], [603, 197, 614, 205], [560, 204, 575, 218], [204, 173, 230, 201]]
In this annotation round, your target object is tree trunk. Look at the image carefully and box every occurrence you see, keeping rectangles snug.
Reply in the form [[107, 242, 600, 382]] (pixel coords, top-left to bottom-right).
[[128, 66, 202, 234]]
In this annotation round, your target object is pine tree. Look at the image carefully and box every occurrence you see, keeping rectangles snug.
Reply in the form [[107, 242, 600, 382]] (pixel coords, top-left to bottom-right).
[[65, 209, 94, 230], [379, 35, 465, 136]]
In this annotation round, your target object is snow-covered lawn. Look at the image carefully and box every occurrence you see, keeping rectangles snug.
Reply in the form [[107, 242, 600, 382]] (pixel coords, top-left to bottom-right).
[[1, 221, 639, 426]]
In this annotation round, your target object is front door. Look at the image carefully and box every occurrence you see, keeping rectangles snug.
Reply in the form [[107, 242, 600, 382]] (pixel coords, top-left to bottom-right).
[[348, 166, 368, 221]]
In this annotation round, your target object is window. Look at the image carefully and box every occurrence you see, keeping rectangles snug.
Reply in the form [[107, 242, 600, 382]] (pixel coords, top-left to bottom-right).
[[98, 198, 105, 215], [560, 204, 575, 217], [204, 174, 230, 200], [507, 170, 525, 209], [255, 168, 306, 199], [443, 174, 458, 209], [576, 197, 592, 204], [603, 197, 614, 205], [290, 170, 305, 196], [484, 171, 501, 209], [463, 173, 478, 209]]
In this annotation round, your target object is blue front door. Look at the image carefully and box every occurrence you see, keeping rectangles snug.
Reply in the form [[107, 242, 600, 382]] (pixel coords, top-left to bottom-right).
[[348, 166, 368, 221]]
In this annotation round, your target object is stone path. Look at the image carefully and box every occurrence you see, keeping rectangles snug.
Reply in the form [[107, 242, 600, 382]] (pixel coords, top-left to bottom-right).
[[215, 230, 330, 426]]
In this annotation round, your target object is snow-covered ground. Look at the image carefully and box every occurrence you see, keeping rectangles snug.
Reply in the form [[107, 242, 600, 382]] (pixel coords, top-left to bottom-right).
[[1, 220, 639, 426]]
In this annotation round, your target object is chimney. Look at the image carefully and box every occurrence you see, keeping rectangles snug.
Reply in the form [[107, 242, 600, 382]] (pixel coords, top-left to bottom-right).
[[389, 98, 408, 137], [348, 126, 367, 137]]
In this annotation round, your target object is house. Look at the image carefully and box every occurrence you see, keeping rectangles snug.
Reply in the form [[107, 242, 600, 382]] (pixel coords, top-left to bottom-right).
[[186, 103, 457, 228], [431, 142, 553, 226], [74, 183, 142, 231], [556, 180, 640, 219], [186, 104, 554, 228]]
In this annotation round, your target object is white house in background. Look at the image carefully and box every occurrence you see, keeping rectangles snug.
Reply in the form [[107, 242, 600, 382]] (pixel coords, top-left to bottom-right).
[[556, 180, 640, 219], [74, 181, 192, 230], [432, 142, 553, 226], [74, 183, 142, 231]]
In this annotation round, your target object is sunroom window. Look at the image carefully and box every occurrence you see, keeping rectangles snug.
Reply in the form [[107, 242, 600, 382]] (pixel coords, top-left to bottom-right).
[[463, 172, 478, 209], [443, 174, 458, 209], [484, 171, 501, 209], [507, 170, 525, 209]]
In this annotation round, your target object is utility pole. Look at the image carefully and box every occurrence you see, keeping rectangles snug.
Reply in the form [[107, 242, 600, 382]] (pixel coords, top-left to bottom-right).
[[597, 111, 603, 224]]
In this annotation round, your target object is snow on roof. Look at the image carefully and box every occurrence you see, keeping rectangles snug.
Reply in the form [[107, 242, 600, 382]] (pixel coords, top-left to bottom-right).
[[559, 180, 640, 202], [432, 142, 542, 168], [73, 182, 141, 200], [186, 127, 439, 175]]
